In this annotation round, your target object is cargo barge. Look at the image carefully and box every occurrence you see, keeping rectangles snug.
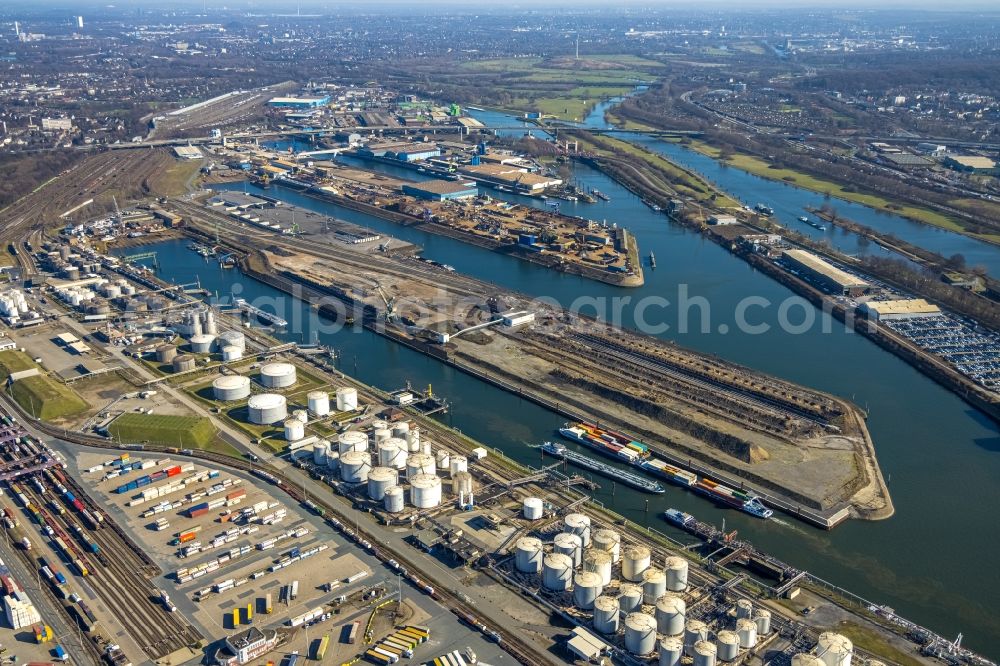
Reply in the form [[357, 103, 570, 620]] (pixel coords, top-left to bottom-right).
[[539, 441, 665, 494]]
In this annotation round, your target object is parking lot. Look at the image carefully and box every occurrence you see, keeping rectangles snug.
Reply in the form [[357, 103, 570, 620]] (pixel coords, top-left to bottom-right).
[[882, 313, 1000, 389]]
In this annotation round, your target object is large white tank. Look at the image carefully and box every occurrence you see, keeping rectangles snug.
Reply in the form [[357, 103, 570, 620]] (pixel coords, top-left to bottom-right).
[[573, 571, 604, 610], [693, 641, 717, 666], [684, 620, 710, 656], [218, 330, 246, 352], [563, 513, 591, 547], [582, 549, 613, 586], [221, 346, 243, 362], [260, 362, 296, 388], [816, 633, 853, 666], [592, 528, 621, 563], [665, 556, 689, 591], [247, 394, 287, 424], [642, 569, 667, 604], [284, 419, 304, 442], [659, 637, 684, 666], [435, 450, 451, 471], [337, 431, 368, 454], [308, 391, 330, 417], [736, 618, 758, 649], [735, 599, 753, 620], [754, 609, 772, 636], [541, 553, 574, 591], [792, 656, 827, 666], [189, 334, 215, 354], [624, 612, 657, 656], [593, 595, 620, 635], [367, 467, 398, 501], [383, 486, 404, 513], [339, 450, 371, 483], [213, 375, 251, 401], [553, 532, 584, 568], [655, 593, 686, 636], [378, 439, 408, 469], [514, 537, 544, 574], [617, 583, 643, 614], [622, 545, 652, 582], [716, 630, 740, 662], [522, 497, 544, 520], [449, 455, 468, 476], [391, 422, 410, 439], [373, 428, 392, 445], [312, 442, 328, 466], [409, 473, 442, 509], [405, 427, 420, 452], [335, 387, 358, 412], [405, 453, 436, 478]]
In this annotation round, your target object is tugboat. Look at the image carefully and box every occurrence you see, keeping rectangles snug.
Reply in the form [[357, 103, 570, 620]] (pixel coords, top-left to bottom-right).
[[754, 203, 775, 216]]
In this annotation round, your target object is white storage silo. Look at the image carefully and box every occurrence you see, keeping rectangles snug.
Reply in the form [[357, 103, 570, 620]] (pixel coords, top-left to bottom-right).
[[642, 569, 667, 604], [573, 571, 604, 610], [221, 346, 243, 362], [326, 450, 339, 472], [816, 633, 853, 666], [617, 583, 643, 614], [370, 419, 389, 432], [383, 486, 404, 513], [666, 556, 689, 591], [189, 334, 215, 354], [622, 545, 651, 582], [660, 637, 684, 666], [542, 553, 574, 591], [792, 656, 827, 666], [284, 419, 304, 442], [204, 309, 218, 336], [247, 394, 287, 424], [260, 362, 296, 388], [735, 599, 753, 620], [218, 330, 246, 352], [373, 428, 392, 445], [312, 442, 329, 465], [582, 549, 613, 586], [308, 391, 330, 417], [405, 427, 420, 452], [717, 630, 740, 662], [624, 612, 657, 656], [367, 467, 398, 501], [293, 409, 308, 425], [754, 609, 772, 636], [409, 473, 442, 509], [514, 536, 544, 574], [553, 532, 583, 568], [449, 455, 468, 476], [522, 497, 544, 520], [592, 528, 621, 563], [419, 438, 431, 456], [406, 453, 436, 478], [378, 439, 408, 470], [736, 618, 758, 649], [684, 620, 710, 656], [339, 450, 371, 483], [213, 375, 251, 401], [391, 422, 410, 439], [593, 595, 620, 635], [337, 431, 368, 454], [335, 387, 358, 412], [563, 513, 591, 547], [435, 450, 451, 471], [693, 641, 717, 666], [655, 594, 685, 636]]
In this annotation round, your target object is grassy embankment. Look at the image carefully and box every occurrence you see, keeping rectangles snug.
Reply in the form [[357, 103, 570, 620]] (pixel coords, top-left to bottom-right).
[[108, 412, 218, 449], [0, 350, 88, 421]]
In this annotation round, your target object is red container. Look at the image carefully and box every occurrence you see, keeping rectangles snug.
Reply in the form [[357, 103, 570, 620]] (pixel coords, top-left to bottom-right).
[[189, 507, 209, 518], [225, 489, 246, 501], [166, 466, 181, 478]]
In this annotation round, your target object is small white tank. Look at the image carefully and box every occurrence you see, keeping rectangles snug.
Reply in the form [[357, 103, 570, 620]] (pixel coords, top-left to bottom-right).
[[293, 409, 308, 425], [221, 345, 243, 361], [391, 422, 410, 439], [792, 656, 826, 666], [716, 630, 740, 662], [405, 427, 420, 452], [339, 450, 371, 483], [736, 618, 758, 649], [622, 545, 651, 582], [582, 548, 613, 586], [642, 569, 667, 604], [514, 536, 544, 574], [563, 513, 591, 547], [449, 455, 468, 476], [553, 532, 584, 568], [284, 419, 304, 442], [367, 467, 398, 501], [654, 593, 686, 636], [435, 449, 451, 471], [573, 571, 604, 610], [659, 637, 684, 666], [373, 428, 392, 445], [378, 439, 408, 469], [617, 583, 643, 614], [665, 556, 689, 591], [370, 419, 389, 431], [624, 612, 657, 656], [409, 473, 442, 509], [419, 439, 431, 456], [522, 497, 544, 520], [592, 528, 621, 563], [312, 442, 328, 465], [308, 391, 330, 417], [189, 333, 215, 354], [684, 619, 709, 656], [335, 387, 358, 412], [326, 449, 339, 472], [693, 640, 717, 666], [383, 486, 404, 513], [592, 595, 620, 635], [542, 553, 574, 591], [337, 431, 368, 454], [405, 453, 436, 478], [816, 632, 853, 666], [735, 599, 753, 620], [754, 609, 772, 636]]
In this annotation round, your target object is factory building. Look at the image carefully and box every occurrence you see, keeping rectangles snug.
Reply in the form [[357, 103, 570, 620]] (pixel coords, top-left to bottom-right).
[[860, 299, 941, 321], [566, 626, 611, 662], [211, 626, 279, 665], [943, 155, 998, 175], [402, 180, 478, 201], [782, 249, 870, 296], [358, 142, 442, 162], [458, 164, 562, 192], [267, 96, 330, 109]]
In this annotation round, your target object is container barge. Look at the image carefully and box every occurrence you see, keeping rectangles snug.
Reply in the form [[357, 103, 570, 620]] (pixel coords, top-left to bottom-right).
[[540, 441, 665, 494]]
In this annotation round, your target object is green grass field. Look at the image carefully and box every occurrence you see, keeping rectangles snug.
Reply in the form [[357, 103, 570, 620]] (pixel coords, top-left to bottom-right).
[[108, 412, 218, 448], [0, 350, 37, 380], [0, 351, 89, 421]]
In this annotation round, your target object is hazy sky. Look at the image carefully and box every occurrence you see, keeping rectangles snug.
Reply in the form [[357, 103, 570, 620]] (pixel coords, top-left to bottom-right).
[[17, 0, 1000, 8]]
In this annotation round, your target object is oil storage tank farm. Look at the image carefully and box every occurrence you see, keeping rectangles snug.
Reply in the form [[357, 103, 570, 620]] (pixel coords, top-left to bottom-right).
[[260, 362, 296, 388]]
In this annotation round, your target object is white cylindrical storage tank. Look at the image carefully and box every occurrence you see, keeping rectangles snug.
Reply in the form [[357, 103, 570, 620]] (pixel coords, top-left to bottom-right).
[[189, 334, 215, 354], [284, 419, 304, 442], [553, 532, 583, 568], [665, 556, 689, 591], [221, 345, 243, 361], [573, 571, 603, 610], [172, 354, 196, 372], [312, 442, 328, 465], [624, 612, 657, 656], [684, 620, 710, 656], [247, 393, 287, 424], [405, 453, 435, 478], [367, 467, 398, 501], [736, 618, 758, 650], [435, 450, 451, 471], [452, 471, 474, 499], [326, 450, 339, 472], [373, 428, 392, 445], [642, 569, 667, 604], [339, 450, 371, 483], [563, 513, 591, 547], [622, 545, 651, 582], [816, 633, 853, 666], [391, 422, 410, 439], [582, 549, 613, 586], [409, 473, 442, 509], [541, 553, 574, 591], [593, 595, 620, 635], [449, 455, 468, 476], [592, 528, 621, 563], [218, 330, 246, 352], [335, 387, 358, 412], [754, 609, 772, 636], [370, 419, 388, 431], [792, 656, 827, 666], [308, 391, 330, 417], [655, 594, 686, 636], [213, 375, 251, 401], [337, 431, 368, 454], [693, 641, 717, 666], [204, 309, 218, 336], [405, 427, 420, 452], [735, 599, 753, 620], [378, 439, 408, 470], [514, 537, 544, 574], [383, 486, 404, 513], [617, 583, 643, 614], [522, 497, 544, 520], [260, 362, 296, 388], [156, 344, 178, 363], [660, 637, 684, 666], [716, 630, 740, 662], [293, 409, 308, 425]]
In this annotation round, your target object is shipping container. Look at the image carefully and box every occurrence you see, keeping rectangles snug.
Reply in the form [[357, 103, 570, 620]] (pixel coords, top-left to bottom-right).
[[265, 593, 272, 614]]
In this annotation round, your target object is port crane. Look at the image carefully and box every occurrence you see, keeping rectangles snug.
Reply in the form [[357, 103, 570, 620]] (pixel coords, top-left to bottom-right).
[[374, 282, 396, 321]]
